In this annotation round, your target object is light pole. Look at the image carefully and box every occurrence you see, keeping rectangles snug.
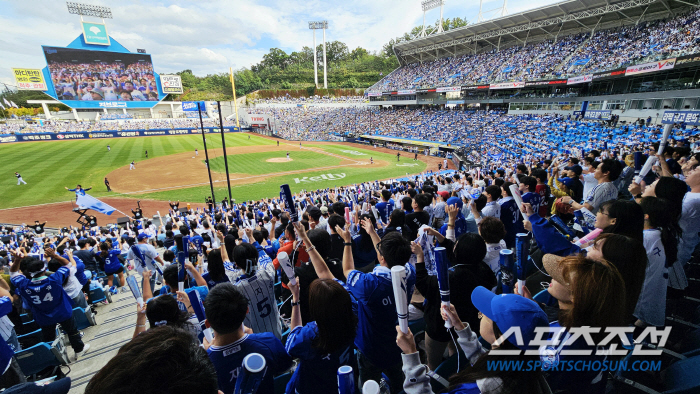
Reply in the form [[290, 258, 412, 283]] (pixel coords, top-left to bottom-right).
[[421, 0, 444, 35], [308, 21, 328, 89]]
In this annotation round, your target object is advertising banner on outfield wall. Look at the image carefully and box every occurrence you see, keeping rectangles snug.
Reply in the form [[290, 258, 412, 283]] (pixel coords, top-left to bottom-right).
[[661, 110, 700, 125], [160, 75, 183, 94], [567, 74, 593, 85], [490, 82, 525, 90], [12, 68, 47, 90], [592, 68, 626, 80], [584, 110, 612, 120], [625, 58, 676, 76], [524, 80, 567, 87], [436, 86, 461, 93], [0, 127, 240, 144], [182, 101, 206, 111]]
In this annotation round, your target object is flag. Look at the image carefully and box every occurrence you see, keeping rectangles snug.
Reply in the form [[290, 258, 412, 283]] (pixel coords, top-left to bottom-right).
[[2, 98, 9, 107], [10, 101, 18, 109], [76, 193, 116, 215]]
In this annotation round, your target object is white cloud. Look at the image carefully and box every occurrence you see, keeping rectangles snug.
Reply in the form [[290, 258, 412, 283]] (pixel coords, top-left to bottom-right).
[[0, 0, 560, 86]]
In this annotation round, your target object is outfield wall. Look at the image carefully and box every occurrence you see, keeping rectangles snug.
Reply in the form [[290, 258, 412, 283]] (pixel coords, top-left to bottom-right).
[[0, 127, 241, 144]]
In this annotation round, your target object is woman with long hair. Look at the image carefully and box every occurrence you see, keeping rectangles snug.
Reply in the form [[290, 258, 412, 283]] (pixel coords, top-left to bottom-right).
[[539, 254, 628, 394], [584, 233, 647, 324], [286, 278, 358, 394], [352, 213, 378, 269], [632, 197, 679, 327], [201, 248, 231, 289], [383, 208, 410, 238]]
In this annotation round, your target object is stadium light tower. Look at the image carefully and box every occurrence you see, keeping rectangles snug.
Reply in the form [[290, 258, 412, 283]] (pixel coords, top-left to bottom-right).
[[308, 21, 328, 89], [421, 0, 445, 35], [66, 2, 113, 21]]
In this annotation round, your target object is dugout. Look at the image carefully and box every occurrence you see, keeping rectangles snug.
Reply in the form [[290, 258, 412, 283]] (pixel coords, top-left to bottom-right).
[[358, 134, 458, 158]]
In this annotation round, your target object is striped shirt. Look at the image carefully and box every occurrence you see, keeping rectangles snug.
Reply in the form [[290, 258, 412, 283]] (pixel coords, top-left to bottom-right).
[[233, 257, 282, 339]]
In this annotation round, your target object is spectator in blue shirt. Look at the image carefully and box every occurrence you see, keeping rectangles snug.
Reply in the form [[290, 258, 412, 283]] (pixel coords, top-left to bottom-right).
[[9, 248, 89, 357], [204, 283, 292, 394], [285, 277, 358, 394], [299, 217, 416, 393]]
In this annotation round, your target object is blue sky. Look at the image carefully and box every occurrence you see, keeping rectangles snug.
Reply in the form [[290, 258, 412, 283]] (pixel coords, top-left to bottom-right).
[[0, 0, 560, 86]]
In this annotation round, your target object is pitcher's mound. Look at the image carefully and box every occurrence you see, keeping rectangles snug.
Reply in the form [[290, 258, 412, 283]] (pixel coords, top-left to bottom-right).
[[267, 158, 292, 163]]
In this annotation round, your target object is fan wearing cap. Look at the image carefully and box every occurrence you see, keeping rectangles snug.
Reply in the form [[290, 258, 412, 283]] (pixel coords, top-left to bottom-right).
[[126, 231, 165, 289], [9, 249, 89, 359], [397, 286, 550, 393], [471, 185, 501, 224], [431, 191, 449, 229], [439, 197, 467, 239], [540, 254, 628, 394]]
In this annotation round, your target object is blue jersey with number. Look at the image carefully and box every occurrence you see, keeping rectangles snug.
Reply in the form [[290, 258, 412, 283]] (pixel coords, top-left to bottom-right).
[[190, 234, 204, 254], [11, 267, 74, 326], [498, 197, 523, 248], [522, 192, 542, 216], [104, 249, 123, 274], [375, 200, 394, 223], [344, 264, 416, 369], [285, 321, 356, 394], [207, 332, 292, 394]]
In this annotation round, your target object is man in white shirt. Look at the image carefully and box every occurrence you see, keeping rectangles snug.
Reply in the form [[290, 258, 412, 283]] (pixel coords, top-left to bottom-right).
[[127, 232, 165, 288], [563, 158, 623, 224], [669, 165, 700, 290]]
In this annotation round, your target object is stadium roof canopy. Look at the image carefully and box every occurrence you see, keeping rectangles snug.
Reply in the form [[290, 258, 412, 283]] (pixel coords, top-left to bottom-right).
[[393, 0, 698, 65]]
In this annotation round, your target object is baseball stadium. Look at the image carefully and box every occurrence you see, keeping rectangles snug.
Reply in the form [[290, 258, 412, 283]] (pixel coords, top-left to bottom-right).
[[1, 0, 700, 393]]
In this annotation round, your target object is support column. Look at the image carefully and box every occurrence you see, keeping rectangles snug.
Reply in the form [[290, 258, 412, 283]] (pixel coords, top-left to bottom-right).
[[72, 108, 79, 120], [323, 28, 327, 89], [41, 103, 52, 119], [313, 29, 318, 88]]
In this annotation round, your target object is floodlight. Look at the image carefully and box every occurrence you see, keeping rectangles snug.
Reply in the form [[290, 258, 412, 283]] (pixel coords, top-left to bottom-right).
[[66, 2, 113, 19], [421, 0, 444, 12], [308, 21, 328, 29]]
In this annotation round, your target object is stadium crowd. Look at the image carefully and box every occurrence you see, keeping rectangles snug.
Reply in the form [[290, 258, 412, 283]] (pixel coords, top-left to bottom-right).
[[251, 95, 366, 105], [367, 8, 700, 92], [48, 61, 159, 102], [1, 105, 700, 393], [0, 118, 239, 134]]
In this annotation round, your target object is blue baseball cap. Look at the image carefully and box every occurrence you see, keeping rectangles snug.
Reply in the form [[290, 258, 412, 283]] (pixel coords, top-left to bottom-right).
[[471, 286, 548, 350], [137, 232, 149, 241], [557, 177, 576, 188], [446, 196, 463, 210]]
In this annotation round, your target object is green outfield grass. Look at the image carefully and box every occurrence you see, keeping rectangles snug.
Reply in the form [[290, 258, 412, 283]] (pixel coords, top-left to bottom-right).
[[0, 133, 273, 209], [134, 144, 426, 202], [0, 134, 427, 209], [207, 150, 342, 175]]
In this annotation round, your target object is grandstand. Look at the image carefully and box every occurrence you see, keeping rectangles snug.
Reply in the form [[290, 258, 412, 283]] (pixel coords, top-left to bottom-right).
[[2, 1, 700, 393]]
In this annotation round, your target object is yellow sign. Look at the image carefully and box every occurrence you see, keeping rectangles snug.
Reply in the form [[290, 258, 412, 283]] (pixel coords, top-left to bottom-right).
[[12, 68, 47, 90]]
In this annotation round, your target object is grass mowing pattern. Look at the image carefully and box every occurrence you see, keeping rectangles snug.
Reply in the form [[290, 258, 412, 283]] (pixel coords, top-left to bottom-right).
[[134, 152, 427, 202], [207, 150, 342, 176], [0, 133, 273, 209]]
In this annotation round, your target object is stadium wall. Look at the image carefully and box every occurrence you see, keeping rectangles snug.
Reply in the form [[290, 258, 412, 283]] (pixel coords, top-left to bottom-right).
[[0, 127, 240, 144]]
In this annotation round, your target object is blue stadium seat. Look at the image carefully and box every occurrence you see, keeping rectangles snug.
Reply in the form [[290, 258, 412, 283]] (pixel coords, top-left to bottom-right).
[[88, 286, 110, 305], [17, 329, 42, 350], [14, 338, 68, 378], [72, 307, 96, 330]]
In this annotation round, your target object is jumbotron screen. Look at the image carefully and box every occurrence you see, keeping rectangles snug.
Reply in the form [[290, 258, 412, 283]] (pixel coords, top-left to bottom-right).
[[43, 46, 161, 107]]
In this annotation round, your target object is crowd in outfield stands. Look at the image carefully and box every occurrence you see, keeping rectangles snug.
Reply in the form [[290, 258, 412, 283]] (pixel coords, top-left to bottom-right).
[[0, 118, 239, 134], [367, 8, 700, 92], [1, 105, 700, 393], [252, 95, 366, 104]]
